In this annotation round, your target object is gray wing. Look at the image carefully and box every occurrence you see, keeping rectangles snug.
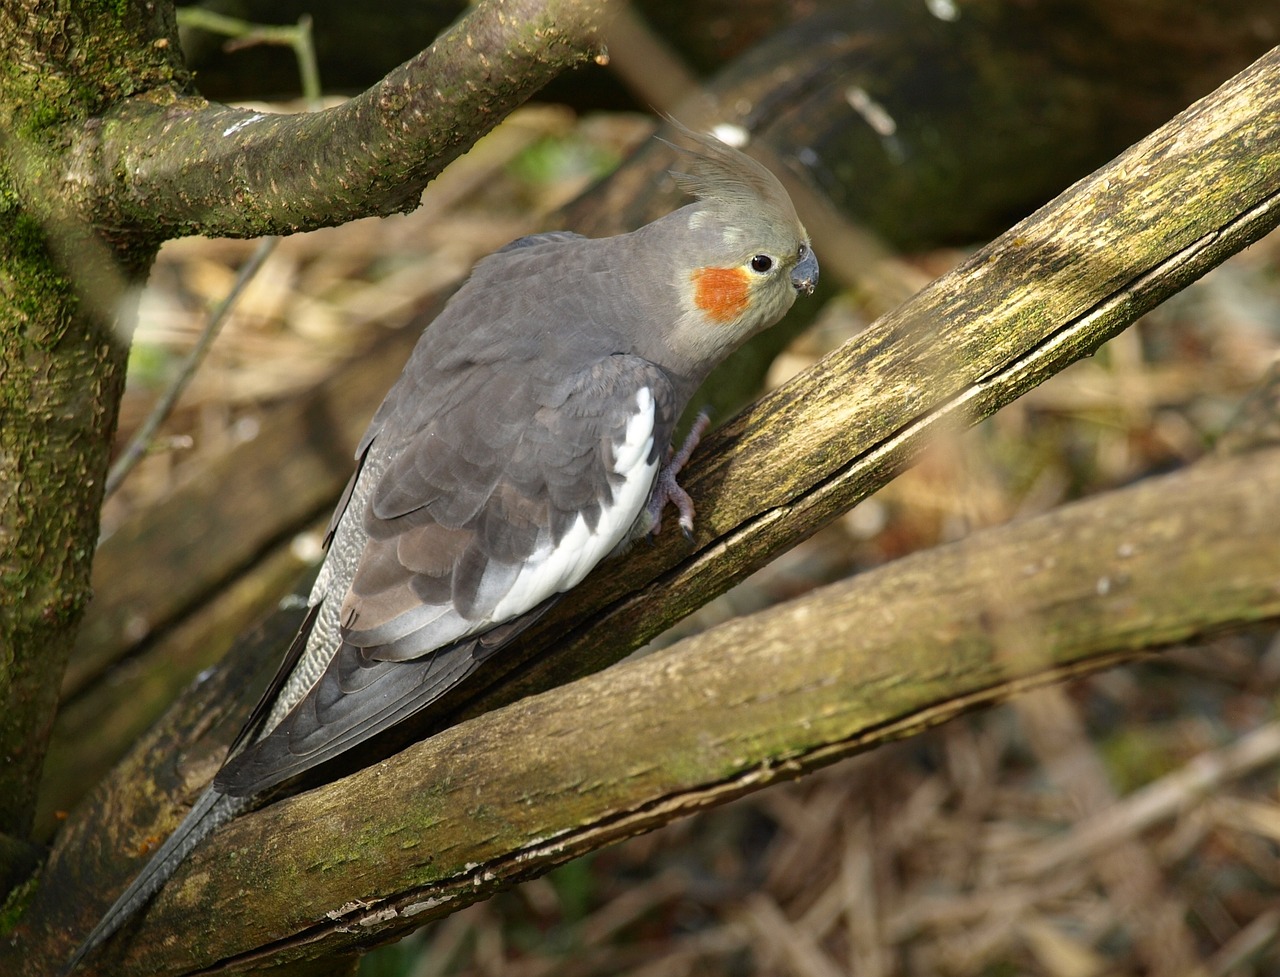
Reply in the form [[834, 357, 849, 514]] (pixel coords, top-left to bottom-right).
[[215, 353, 677, 797], [495, 230, 587, 252]]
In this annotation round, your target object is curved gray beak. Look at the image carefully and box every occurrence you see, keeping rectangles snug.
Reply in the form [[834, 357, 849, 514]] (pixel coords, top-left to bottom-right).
[[791, 247, 819, 295]]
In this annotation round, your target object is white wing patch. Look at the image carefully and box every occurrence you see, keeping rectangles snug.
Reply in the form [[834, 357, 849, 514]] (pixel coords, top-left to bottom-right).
[[489, 387, 658, 621]]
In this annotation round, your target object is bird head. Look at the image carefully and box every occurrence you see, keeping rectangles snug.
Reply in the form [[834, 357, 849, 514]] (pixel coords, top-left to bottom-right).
[[653, 125, 819, 370]]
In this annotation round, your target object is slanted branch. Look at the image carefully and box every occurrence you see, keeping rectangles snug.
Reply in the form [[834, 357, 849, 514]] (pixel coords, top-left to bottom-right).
[[138, 445, 1280, 972]]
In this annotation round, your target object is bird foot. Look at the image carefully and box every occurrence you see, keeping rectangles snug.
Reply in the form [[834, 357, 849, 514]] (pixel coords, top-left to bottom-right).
[[646, 410, 712, 541]]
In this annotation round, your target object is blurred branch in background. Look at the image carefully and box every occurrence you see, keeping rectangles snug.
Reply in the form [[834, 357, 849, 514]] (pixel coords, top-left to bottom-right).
[[106, 238, 276, 497], [176, 8, 322, 105]]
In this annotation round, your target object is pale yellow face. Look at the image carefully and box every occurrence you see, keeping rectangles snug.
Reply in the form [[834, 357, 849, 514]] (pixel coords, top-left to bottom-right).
[[651, 128, 816, 368], [681, 225, 812, 331]]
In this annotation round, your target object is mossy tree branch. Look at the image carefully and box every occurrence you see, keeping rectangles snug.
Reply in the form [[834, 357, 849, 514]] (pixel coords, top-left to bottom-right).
[[79, 0, 612, 241]]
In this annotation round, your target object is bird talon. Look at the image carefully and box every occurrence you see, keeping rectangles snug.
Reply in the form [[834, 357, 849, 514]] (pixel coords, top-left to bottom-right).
[[644, 408, 711, 539]]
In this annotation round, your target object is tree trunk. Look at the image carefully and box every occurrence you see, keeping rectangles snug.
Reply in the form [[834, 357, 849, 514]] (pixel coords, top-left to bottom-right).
[[0, 0, 188, 847]]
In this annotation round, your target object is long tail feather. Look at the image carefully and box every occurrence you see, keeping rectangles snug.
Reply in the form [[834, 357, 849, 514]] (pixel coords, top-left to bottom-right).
[[64, 787, 249, 972]]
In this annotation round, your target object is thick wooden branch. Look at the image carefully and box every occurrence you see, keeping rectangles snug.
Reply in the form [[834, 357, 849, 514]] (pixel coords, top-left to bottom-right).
[[79, 0, 612, 240], [453, 43, 1280, 714], [151, 449, 1280, 971], [28, 444, 1280, 975]]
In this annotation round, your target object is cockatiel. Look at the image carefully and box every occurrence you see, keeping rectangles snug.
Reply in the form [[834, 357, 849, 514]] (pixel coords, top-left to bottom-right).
[[68, 124, 818, 968]]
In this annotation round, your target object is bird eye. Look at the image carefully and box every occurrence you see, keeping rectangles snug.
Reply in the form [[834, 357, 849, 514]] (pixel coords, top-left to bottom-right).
[[750, 254, 773, 273], [797, 243, 808, 259]]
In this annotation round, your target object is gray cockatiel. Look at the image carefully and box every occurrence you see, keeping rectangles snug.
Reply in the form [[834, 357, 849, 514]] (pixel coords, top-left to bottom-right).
[[68, 126, 818, 968]]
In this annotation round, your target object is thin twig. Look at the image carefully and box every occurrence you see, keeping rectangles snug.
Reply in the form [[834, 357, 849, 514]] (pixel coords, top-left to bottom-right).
[[178, 10, 323, 106], [106, 14, 325, 498], [105, 236, 276, 497], [1011, 720, 1280, 878]]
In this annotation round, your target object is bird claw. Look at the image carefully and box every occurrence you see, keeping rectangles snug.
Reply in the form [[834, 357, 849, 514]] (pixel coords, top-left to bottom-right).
[[647, 410, 711, 542]]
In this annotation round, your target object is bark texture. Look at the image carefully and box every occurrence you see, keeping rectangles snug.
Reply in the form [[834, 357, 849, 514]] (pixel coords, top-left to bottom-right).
[[0, 0, 188, 843], [85, 0, 612, 240]]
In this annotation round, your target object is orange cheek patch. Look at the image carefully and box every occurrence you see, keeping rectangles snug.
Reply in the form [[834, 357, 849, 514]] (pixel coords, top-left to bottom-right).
[[691, 266, 750, 323]]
